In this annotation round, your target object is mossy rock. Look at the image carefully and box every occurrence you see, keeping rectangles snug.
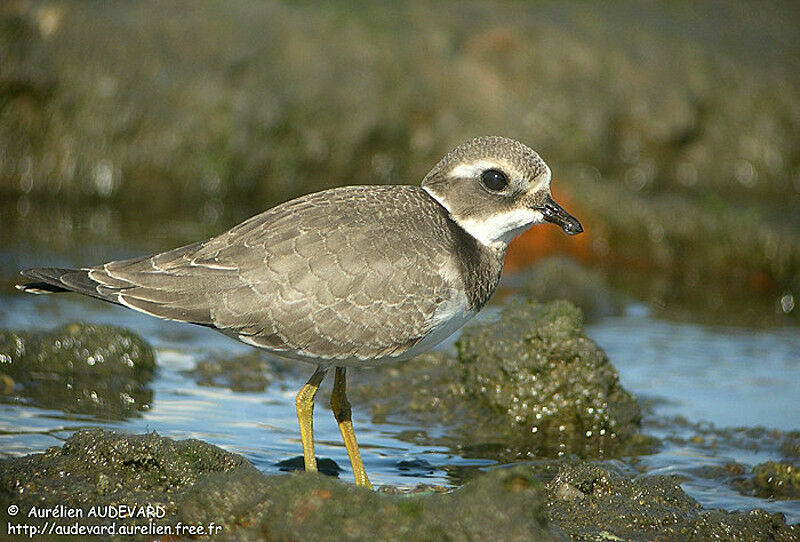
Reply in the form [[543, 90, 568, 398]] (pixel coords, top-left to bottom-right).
[[456, 299, 641, 456]]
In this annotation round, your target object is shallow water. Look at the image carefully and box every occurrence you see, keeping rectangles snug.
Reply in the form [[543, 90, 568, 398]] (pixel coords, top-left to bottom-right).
[[590, 309, 800, 521], [0, 290, 798, 523]]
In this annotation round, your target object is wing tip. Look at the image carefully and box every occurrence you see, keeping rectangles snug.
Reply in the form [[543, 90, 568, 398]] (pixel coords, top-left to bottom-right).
[[16, 267, 84, 295], [16, 281, 67, 294]]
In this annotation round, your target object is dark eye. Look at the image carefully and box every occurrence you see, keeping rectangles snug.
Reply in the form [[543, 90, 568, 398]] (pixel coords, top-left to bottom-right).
[[480, 169, 508, 191]]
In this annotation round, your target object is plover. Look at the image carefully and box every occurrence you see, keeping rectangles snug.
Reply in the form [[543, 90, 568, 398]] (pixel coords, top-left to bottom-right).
[[18, 136, 582, 488]]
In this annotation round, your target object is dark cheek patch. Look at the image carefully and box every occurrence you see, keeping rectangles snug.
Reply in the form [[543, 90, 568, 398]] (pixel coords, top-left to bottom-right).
[[455, 189, 523, 222]]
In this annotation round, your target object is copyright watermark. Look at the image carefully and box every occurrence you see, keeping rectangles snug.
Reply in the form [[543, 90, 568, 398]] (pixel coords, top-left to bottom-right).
[[4, 503, 223, 538]]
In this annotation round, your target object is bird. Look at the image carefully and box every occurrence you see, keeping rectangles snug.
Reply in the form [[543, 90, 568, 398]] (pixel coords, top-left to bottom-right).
[[17, 136, 583, 489]]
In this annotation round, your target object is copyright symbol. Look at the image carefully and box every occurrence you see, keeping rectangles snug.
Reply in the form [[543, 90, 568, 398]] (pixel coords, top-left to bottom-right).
[[7, 504, 19, 516]]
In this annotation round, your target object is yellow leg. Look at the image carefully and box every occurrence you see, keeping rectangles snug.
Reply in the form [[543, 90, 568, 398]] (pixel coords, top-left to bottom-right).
[[295, 366, 327, 473], [331, 367, 372, 489]]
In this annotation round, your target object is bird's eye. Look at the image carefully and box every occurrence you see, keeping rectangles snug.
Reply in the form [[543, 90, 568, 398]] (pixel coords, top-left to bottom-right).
[[480, 169, 508, 191]]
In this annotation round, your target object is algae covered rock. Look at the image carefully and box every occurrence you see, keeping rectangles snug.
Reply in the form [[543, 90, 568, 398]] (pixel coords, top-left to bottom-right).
[[456, 299, 641, 456], [178, 464, 552, 541], [735, 461, 800, 500], [782, 434, 800, 459], [0, 429, 554, 541], [0, 323, 155, 418], [542, 461, 798, 541], [2, 429, 794, 542], [0, 429, 256, 514]]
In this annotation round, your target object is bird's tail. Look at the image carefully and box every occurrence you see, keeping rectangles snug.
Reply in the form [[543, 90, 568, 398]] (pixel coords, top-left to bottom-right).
[[17, 247, 217, 326], [17, 267, 109, 300]]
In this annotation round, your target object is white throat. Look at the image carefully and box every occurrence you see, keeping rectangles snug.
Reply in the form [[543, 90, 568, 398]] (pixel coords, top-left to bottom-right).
[[422, 186, 545, 250], [455, 208, 543, 249]]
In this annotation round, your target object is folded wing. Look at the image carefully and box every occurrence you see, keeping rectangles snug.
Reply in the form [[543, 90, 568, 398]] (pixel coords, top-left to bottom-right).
[[19, 186, 457, 362]]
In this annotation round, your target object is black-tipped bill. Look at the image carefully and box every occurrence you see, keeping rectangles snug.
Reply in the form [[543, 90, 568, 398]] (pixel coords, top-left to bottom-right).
[[539, 196, 583, 235]]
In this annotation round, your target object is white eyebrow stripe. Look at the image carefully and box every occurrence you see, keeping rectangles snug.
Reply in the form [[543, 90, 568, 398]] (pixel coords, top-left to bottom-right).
[[447, 160, 505, 179]]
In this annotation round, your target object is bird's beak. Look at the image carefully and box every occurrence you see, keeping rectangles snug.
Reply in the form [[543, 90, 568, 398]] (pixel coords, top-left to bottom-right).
[[538, 195, 583, 235]]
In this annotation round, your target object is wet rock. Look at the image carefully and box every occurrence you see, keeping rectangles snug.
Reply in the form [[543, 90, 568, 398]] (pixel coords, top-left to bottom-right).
[[179, 465, 552, 541], [504, 256, 623, 321], [457, 299, 642, 456], [734, 461, 800, 500], [691, 461, 747, 483], [0, 430, 553, 541], [351, 299, 648, 462], [783, 434, 800, 459], [3, 430, 795, 541], [542, 462, 799, 541], [0, 323, 154, 419], [0, 429, 255, 520]]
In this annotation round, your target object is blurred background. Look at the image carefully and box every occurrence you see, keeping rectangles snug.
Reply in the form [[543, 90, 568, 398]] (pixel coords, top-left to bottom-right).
[[1, 0, 797, 325], [0, 0, 799, 517]]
